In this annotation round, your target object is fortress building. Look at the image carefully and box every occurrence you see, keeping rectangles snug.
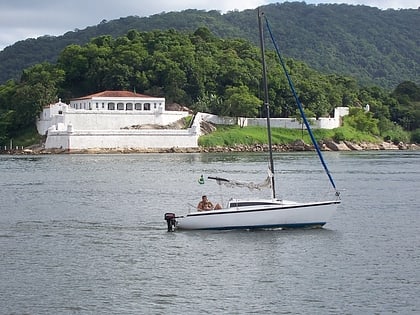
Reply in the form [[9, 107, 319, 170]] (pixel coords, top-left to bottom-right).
[[37, 90, 348, 151], [37, 91, 199, 150]]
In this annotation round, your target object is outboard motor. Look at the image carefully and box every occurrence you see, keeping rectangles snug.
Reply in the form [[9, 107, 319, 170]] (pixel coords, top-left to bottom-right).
[[164, 213, 177, 232]]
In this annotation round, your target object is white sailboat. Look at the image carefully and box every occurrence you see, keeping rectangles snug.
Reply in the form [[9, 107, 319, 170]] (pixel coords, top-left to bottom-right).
[[164, 9, 341, 231]]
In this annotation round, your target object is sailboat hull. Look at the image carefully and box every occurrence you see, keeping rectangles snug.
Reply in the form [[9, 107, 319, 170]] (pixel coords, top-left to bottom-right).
[[171, 200, 340, 230]]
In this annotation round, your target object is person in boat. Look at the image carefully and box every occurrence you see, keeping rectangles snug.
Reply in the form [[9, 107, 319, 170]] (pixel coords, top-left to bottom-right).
[[197, 195, 222, 211]]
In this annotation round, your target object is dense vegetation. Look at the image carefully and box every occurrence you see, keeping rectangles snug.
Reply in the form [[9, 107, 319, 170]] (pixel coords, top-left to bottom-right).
[[0, 2, 418, 88], [0, 27, 419, 147]]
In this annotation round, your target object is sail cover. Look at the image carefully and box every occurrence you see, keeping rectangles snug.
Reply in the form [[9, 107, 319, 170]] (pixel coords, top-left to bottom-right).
[[209, 170, 272, 191]]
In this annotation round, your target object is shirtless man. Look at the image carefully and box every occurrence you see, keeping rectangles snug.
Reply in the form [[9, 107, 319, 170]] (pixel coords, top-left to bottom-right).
[[197, 195, 221, 211]]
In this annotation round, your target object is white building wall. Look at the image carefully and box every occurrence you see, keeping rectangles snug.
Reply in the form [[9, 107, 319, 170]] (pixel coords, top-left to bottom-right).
[[37, 101, 69, 135], [37, 101, 189, 135], [60, 111, 188, 131], [38, 97, 194, 149], [317, 117, 339, 129], [45, 128, 199, 150], [69, 96, 165, 111], [244, 117, 312, 129], [200, 107, 349, 130], [37, 116, 51, 135], [197, 113, 237, 125]]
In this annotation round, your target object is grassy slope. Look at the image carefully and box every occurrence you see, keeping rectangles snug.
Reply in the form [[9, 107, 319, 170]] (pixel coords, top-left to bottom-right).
[[198, 125, 380, 147]]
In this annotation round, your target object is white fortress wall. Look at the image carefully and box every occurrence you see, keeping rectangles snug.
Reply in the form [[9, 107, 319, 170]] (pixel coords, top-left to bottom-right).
[[38, 106, 189, 135], [198, 113, 237, 125], [317, 117, 339, 129], [243, 117, 315, 129], [38, 91, 199, 149], [60, 110, 189, 131], [45, 128, 199, 150], [200, 107, 349, 130], [37, 101, 69, 135]]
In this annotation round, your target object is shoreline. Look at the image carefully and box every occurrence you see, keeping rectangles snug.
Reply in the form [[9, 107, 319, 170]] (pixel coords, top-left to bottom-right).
[[1, 140, 419, 155]]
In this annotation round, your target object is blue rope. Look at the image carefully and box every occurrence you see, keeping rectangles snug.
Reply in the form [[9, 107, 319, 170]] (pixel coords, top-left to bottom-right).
[[264, 16, 338, 193]]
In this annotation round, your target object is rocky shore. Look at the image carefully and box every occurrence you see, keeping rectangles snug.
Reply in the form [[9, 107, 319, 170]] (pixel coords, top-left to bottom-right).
[[1, 140, 419, 155], [199, 140, 419, 153]]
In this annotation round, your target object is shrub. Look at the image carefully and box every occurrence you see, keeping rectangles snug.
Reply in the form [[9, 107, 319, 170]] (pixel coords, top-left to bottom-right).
[[381, 124, 410, 144], [411, 129, 420, 143], [333, 130, 345, 142], [343, 107, 379, 135]]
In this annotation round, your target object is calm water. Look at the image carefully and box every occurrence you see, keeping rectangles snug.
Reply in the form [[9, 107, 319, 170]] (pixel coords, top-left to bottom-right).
[[0, 151, 419, 314]]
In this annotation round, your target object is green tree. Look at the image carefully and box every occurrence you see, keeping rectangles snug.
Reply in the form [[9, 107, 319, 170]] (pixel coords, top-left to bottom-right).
[[223, 85, 261, 118], [0, 62, 64, 144], [391, 81, 420, 130], [0, 80, 18, 144], [20, 63, 65, 109], [392, 81, 420, 101], [344, 107, 379, 135], [411, 128, 420, 143], [193, 93, 223, 114], [58, 45, 90, 95]]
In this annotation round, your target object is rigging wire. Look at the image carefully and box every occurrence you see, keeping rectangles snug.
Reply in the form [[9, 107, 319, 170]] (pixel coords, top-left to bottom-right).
[[263, 14, 339, 195]]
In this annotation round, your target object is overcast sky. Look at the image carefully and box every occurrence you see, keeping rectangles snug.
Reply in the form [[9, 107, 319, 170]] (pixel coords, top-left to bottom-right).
[[0, 0, 418, 51]]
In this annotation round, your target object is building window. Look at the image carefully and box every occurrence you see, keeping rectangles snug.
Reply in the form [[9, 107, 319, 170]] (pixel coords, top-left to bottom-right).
[[108, 102, 115, 110], [96, 102, 99, 109], [102, 103, 105, 109], [135, 103, 142, 110], [117, 102, 124, 110], [144, 103, 151, 110], [126, 103, 133, 110]]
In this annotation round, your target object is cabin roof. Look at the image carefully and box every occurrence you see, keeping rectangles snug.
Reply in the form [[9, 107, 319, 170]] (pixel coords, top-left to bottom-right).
[[71, 90, 157, 100]]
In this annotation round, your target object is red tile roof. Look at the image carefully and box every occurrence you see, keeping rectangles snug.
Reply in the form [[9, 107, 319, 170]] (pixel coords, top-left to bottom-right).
[[72, 90, 157, 100]]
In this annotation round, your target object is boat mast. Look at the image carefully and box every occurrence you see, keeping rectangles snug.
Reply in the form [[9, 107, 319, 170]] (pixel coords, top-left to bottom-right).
[[258, 8, 276, 199]]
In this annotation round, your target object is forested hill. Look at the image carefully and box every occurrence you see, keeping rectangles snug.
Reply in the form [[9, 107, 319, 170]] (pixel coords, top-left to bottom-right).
[[0, 2, 418, 89]]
